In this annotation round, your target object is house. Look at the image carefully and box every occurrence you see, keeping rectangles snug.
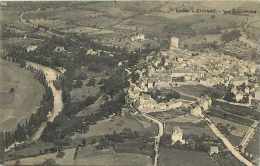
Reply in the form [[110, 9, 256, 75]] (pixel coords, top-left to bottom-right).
[[191, 105, 203, 117], [199, 96, 212, 111], [171, 126, 185, 145], [209, 146, 219, 156], [131, 33, 145, 42], [166, 100, 183, 110], [26, 45, 38, 52], [190, 96, 212, 117], [170, 37, 179, 49]]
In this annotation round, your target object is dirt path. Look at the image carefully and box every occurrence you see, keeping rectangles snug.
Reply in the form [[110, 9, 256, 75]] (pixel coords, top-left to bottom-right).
[[141, 113, 163, 166]]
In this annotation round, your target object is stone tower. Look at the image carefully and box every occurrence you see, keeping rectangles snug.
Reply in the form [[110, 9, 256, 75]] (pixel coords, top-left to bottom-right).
[[170, 37, 179, 50]]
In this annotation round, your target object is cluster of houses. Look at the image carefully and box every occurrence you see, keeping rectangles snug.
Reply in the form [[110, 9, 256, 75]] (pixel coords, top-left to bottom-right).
[[129, 36, 256, 111], [127, 36, 257, 110], [225, 77, 255, 104], [190, 96, 212, 118], [127, 81, 188, 113]]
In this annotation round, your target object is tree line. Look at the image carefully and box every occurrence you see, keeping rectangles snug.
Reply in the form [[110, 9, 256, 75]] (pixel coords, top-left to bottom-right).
[[0, 61, 54, 157]]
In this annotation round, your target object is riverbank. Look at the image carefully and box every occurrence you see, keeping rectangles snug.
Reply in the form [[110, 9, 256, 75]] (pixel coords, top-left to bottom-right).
[[26, 62, 64, 141]]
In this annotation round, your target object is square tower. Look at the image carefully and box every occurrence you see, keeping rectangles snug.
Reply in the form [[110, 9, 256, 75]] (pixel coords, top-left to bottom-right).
[[170, 37, 179, 49]]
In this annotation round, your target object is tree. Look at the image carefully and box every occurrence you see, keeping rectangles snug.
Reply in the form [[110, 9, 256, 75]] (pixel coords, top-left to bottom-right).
[[15, 123, 26, 142], [9, 88, 15, 93], [101, 68, 129, 96]]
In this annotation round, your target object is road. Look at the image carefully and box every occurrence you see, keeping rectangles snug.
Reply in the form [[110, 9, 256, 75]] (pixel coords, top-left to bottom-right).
[[173, 90, 255, 166], [239, 120, 259, 153], [141, 113, 163, 166], [203, 115, 254, 166], [26, 62, 64, 141]]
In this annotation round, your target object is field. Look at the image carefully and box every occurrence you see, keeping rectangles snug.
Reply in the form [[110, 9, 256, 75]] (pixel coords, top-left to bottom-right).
[[1, 38, 43, 48], [210, 116, 248, 138], [0, 59, 44, 130], [2, 1, 260, 52], [77, 144, 153, 166], [247, 128, 260, 164], [76, 152, 153, 166], [6, 147, 153, 166], [165, 120, 216, 138], [159, 147, 218, 166], [72, 113, 157, 141], [210, 116, 248, 145], [5, 148, 75, 165], [212, 100, 260, 121]]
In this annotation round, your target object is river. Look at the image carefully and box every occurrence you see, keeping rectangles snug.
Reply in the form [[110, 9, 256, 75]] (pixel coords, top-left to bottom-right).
[[26, 62, 64, 141]]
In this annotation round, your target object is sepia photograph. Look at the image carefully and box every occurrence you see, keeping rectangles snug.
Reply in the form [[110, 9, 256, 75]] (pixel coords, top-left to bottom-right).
[[0, 1, 260, 166]]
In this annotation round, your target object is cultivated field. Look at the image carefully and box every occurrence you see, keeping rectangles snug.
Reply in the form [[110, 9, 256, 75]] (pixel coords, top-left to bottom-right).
[[72, 113, 157, 140], [159, 147, 218, 166], [6, 147, 153, 166]]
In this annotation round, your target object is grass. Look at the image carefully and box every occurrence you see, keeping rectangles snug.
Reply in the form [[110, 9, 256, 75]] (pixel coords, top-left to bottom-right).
[[6, 144, 152, 166], [0, 59, 44, 130], [210, 116, 248, 142], [174, 85, 211, 97], [159, 147, 218, 166], [72, 113, 157, 140], [213, 100, 260, 121], [5, 147, 76, 165], [165, 120, 216, 138], [247, 128, 260, 161], [76, 152, 153, 166], [1, 38, 43, 48]]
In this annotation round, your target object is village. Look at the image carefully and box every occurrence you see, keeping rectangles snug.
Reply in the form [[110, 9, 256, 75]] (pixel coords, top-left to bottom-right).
[[127, 36, 257, 113], [126, 36, 259, 166], [1, 1, 260, 166]]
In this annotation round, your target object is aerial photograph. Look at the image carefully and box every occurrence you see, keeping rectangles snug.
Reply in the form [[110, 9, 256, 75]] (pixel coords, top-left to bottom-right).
[[0, 1, 260, 166]]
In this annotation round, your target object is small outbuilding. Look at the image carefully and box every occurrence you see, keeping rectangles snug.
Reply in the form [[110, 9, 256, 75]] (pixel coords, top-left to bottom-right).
[[209, 146, 219, 156]]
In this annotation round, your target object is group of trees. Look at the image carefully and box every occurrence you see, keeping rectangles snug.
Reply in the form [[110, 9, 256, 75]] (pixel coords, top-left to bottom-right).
[[101, 68, 129, 97], [95, 128, 139, 150]]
